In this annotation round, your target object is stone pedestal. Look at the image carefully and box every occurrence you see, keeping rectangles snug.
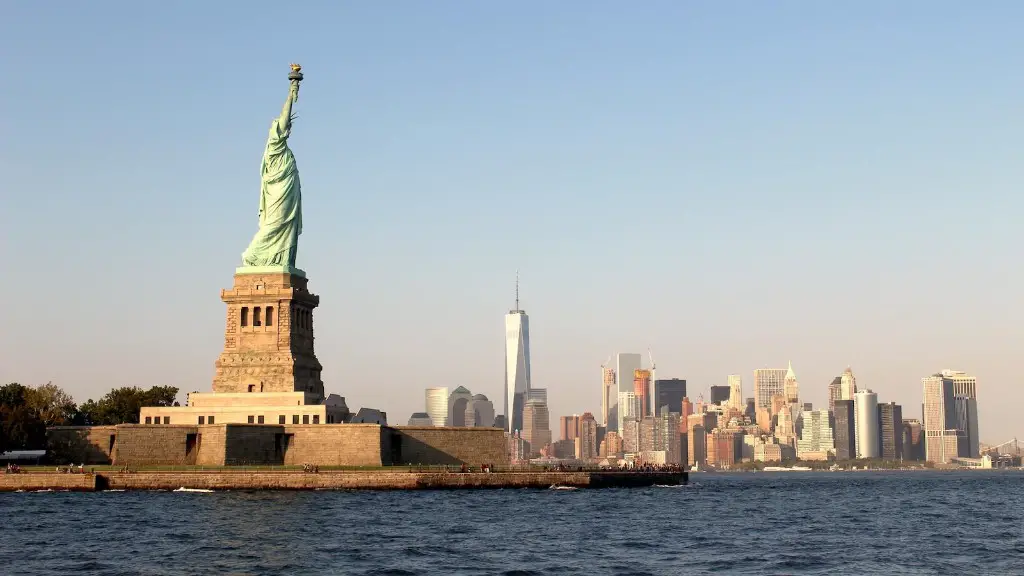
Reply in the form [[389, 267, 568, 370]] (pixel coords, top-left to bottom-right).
[[212, 269, 325, 402]]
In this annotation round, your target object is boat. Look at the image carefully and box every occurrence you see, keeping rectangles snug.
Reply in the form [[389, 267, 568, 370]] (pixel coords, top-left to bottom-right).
[[762, 466, 812, 472]]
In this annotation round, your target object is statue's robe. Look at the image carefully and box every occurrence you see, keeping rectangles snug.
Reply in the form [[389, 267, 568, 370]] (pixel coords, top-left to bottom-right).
[[241, 116, 302, 267]]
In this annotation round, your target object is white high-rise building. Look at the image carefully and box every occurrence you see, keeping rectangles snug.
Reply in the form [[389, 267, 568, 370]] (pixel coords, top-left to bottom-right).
[[840, 366, 857, 400], [618, 391, 641, 422], [425, 387, 449, 428], [753, 368, 787, 414], [504, 276, 531, 433], [616, 353, 642, 433], [854, 389, 879, 458], [728, 374, 743, 410], [797, 409, 835, 456]]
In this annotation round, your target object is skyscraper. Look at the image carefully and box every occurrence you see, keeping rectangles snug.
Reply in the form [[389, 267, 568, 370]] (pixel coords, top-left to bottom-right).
[[942, 369, 977, 399], [633, 369, 652, 418], [601, 366, 616, 429], [616, 353, 642, 432], [619, 391, 641, 422], [526, 388, 547, 404], [753, 368, 787, 415], [902, 419, 924, 461], [943, 369, 979, 457], [728, 375, 743, 410], [560, 415, 581, 442], [425, 387, 449, 428], [709, 385, 730, 405], [577, 412, 598, 459], [465, 394, 495, 427], [923, 374, 964, 464], [783, 361, 799, 405], [744, 398, 756, 421], [522, 398, 550, 456], [654, 379, 687, 416], [681, 397, 693, 419], [840, 366, 857, 400], [448, 386, 473, 427], [504, 276, 531, 433], [878, 402, 903, 460], [854, 389, 879, 459], [827, 376, 842, 414], [833, 399, 856, 460], [797, 409, 835, 457], [954, 396, 979, 458]]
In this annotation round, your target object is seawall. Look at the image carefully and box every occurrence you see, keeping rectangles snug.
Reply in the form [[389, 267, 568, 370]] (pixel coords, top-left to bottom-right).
[[2, 471, 685, 491], [0, 473, 97, 492]]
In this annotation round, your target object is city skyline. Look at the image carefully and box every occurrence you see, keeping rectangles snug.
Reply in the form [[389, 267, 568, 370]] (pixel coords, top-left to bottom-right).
[[2, 3, 1022, 443]]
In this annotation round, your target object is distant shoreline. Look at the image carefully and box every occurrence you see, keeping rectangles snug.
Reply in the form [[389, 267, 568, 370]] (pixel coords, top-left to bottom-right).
[[691, 467, 1018, 473]]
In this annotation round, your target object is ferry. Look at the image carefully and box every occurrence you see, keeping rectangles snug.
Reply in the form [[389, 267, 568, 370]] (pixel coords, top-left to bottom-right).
[[762, 466, 812, 472]]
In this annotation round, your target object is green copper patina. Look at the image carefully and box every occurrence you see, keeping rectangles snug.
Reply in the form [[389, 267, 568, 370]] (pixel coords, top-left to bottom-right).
[[239, 64, 306, 276]]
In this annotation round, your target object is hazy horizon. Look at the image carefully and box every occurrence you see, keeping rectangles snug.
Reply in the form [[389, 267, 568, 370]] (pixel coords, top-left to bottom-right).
[[2, 2, 1021, 443]]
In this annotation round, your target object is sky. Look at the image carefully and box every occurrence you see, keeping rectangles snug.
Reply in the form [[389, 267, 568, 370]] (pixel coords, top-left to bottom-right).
[[1, 2, 1022, 444]]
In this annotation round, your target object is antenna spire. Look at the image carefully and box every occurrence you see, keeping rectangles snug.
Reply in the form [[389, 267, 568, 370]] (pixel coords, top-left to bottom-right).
[[515, 269, 520, 311]]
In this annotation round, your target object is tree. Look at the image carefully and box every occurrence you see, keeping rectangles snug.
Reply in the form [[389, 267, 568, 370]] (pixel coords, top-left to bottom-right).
[[25, 382, 78, 426], [142, 385, 180, 408], [76, 399, 101, 426], [77, 386, 180, 425], [0, 383, 29, 408], [0, 404, 47, 450]]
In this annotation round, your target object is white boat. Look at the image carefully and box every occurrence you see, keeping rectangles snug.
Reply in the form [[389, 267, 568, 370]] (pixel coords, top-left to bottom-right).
[[763, 466, 812, 472]]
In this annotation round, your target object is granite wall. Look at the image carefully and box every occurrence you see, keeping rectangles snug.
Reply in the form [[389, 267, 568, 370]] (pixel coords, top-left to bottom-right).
[[392, 427, 508, 466], [114, 425, 202, 466], [48, 426, 119, 464], [277, 424, 386, 466], [45, 424, 507, 467]]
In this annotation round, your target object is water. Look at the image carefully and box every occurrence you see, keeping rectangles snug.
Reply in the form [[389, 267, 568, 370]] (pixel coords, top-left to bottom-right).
[[2, 471, 1023, 575]]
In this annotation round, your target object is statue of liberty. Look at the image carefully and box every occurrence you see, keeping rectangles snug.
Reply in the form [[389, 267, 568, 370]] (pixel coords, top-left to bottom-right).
[[241, 64, 305, 271]]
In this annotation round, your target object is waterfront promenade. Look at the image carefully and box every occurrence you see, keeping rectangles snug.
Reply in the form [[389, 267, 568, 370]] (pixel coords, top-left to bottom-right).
[[0, 468, 686, 491]]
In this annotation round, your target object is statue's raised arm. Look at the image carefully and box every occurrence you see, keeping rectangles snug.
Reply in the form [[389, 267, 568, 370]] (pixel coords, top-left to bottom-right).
[[277, 64, 303, 134], [240, 64, 305, 272]]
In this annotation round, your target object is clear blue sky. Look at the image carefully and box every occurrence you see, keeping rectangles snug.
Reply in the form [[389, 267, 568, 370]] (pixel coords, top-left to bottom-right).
[[2, 2, 1022, 443]]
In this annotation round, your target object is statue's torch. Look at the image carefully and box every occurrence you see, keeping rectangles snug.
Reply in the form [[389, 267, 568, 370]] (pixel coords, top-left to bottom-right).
[[288, 63, 304, 102]]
